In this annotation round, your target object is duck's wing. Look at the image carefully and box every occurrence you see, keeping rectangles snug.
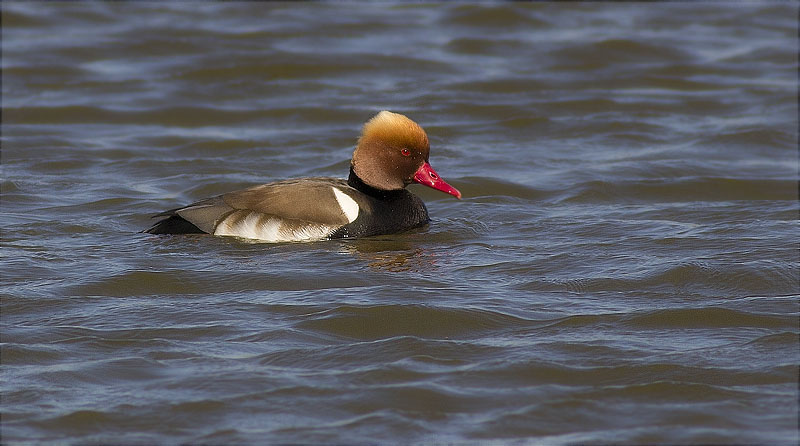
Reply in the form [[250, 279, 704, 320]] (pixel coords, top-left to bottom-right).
[[146, 178, 360, 242]]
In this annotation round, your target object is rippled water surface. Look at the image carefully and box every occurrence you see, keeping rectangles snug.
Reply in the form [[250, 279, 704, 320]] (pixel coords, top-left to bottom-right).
[[2, 3, 798, 445]]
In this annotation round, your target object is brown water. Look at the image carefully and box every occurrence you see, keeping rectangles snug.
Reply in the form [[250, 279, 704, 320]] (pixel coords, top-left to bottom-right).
[[2, 2, 798, 444]]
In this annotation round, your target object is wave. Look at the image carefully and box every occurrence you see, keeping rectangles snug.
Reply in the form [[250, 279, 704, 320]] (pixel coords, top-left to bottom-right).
[[294, 304, 528, 340], [556, 177, 797, 203], [521, 259, 798, 297]]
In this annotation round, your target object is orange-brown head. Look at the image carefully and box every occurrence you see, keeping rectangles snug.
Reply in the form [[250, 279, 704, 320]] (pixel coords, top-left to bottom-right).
[[351, 111, 461, 198]]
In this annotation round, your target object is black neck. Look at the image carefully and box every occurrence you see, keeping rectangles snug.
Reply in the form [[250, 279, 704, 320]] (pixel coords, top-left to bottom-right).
[[348, 167, 406, 200]]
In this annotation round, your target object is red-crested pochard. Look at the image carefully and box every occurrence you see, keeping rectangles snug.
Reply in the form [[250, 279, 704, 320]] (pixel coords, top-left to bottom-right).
[[144, 111, 461, 242]]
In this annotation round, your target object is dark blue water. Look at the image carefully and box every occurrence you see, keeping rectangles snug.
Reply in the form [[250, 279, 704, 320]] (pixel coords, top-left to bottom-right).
[[2, 3, 798, 444]]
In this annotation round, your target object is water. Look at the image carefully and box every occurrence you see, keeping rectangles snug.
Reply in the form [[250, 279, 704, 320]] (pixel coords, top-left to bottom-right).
[[2, 2, 798, 444]]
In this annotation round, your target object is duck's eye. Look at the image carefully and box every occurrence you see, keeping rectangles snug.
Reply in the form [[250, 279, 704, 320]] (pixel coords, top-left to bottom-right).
[[401, 148, 411, 157]]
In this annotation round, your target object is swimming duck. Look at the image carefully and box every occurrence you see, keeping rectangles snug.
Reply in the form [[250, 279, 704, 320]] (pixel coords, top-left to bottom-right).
[[144, 111, 461, 242]]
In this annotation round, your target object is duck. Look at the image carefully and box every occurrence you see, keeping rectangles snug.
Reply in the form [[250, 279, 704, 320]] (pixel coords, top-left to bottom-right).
[[144, 111, 461, 242]]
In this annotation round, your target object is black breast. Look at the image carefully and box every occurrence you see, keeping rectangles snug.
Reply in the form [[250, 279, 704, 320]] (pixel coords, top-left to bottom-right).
[[328, 170, 430, 239]]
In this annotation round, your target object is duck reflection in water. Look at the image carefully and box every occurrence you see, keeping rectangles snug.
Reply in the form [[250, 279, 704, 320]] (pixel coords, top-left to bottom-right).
[[337, 236, 438, 273]]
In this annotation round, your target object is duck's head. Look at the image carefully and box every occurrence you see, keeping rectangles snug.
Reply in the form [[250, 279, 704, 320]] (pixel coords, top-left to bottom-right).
[[351, 111, 461, 199]]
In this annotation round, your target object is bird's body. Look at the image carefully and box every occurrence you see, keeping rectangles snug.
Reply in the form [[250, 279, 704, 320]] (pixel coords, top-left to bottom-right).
[[144, 111, 460, 242]]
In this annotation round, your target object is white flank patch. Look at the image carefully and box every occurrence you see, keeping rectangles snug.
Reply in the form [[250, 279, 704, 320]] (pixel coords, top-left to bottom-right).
[[279, 224, 333, 241], [214, 211, 333, 242], [332, 187, 359, 223], [215, 212, 281, 241]]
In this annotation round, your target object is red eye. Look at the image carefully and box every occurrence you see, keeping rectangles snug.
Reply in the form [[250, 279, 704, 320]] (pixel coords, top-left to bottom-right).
[[401, 148, 411, 157]]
